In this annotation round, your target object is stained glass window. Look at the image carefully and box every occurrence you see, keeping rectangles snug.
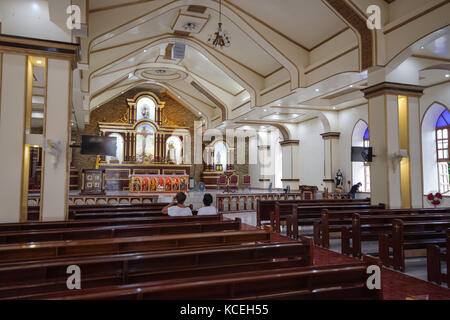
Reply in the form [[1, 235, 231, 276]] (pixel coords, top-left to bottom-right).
[[436, 110, 450, 193]]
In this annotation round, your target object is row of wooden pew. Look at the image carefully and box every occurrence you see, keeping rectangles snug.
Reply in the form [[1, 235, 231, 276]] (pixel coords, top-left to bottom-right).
[[278, 203, 450, 287], [0, 200, 383, 300], [27, 202, 169, 221]]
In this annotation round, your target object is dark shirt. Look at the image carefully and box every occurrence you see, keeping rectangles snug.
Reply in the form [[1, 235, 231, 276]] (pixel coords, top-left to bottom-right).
[[350, 184, 360, 194]]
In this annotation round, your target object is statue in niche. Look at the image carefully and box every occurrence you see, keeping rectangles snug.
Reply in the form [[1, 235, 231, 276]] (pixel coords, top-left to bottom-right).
[[334, 169, 344, 189], [141, 105, 150, 119], [167, 141, 176, 163]]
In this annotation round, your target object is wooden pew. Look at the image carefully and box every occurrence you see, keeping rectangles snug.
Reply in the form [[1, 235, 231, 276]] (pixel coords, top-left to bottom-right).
[[272, 202, 385, 234], [378, 219, 450, 271], [70, 203, 169, 220], [342, 213, 450, 258], [0, 215, 222, 232], [427, 228, 450, 287], [0, 219, 242, 244], [316, 207, 450, 248], [31, 262, 381, 300], [256, 198, 370, 228], [0, 241, 312, 299], [27, 202, 167, 221], [0, 228, 272, 263]]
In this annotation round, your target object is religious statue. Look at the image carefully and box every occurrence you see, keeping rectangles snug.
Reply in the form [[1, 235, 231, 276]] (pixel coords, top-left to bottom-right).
[[167, 141, 176, 163], [216, 151, 222, 165], [141, 105, 150, 119], [334, 169, 344, 188]]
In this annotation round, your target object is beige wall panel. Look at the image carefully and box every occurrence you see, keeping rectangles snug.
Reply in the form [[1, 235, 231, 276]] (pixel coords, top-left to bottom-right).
[[0, 54, 26, 223], [41, 59, 71, 221], [368, 95, 389, 206]]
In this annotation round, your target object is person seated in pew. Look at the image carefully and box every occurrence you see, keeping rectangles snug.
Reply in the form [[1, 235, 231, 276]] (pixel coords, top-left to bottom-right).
[[162, 192, 193, 216], [197, 194, 218, 215], [349, 182, 362, 199]]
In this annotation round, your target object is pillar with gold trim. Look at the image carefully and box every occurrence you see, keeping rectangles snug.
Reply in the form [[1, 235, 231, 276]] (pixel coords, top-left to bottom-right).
[[321, 132, 341, 192], [362, 82, 424, 208]]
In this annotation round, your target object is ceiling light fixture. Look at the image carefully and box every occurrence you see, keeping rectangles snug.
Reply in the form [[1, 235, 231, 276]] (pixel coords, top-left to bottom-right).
[[36, 60, 42, 65], [183, 23, 197, 32], [445, 74, 450, 78], [315, 88, 320, 92], [207, 0, 231, 49]]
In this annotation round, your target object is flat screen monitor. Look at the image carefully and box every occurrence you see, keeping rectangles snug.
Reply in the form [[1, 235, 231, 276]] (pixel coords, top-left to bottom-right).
[[81, 135, 117, 156], [351, 147, 373, 162]]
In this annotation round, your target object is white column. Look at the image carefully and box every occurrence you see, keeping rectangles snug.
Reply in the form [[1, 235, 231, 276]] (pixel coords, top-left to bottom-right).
[[363, 82, 424, 208], [321, 133, 341, 191], [0, 54, 27, 223], [280, 140, 300, 189], [41, 59, 72, 221]]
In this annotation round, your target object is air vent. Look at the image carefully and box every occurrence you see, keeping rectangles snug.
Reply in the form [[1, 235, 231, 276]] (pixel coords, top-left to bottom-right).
[[187, 5, 207, 14], [172, 43, 186, 60]]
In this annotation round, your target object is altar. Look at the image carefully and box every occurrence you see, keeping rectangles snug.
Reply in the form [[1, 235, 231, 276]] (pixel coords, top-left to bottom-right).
[[95, 91, 193, 192], [129, 174, 189, 193]]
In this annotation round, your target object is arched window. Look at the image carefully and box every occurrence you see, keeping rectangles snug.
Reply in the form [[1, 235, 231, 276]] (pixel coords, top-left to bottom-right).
[[352, 120, 370, 193], [436, 110, 450, 193], [363, 128, 371, 192]]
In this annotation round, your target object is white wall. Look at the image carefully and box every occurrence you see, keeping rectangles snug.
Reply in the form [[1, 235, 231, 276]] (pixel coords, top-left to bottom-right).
[[296, 118, 325, 187], [0, 0, 71, 42]]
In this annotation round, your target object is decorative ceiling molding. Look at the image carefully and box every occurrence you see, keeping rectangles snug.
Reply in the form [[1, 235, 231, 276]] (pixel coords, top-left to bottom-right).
[[191, 81, 227, 121], [322, 0, 374, 70], [235, 121, 290, 140]]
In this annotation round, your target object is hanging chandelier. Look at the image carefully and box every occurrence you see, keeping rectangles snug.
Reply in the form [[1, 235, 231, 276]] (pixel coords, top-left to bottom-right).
[[207, 0, 231, 49]]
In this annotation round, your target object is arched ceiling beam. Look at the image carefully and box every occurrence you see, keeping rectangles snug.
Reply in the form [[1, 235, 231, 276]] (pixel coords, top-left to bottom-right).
[[322, 0, 374, 71], [87, 0, 299, 89], [89, 36, 258, 108]]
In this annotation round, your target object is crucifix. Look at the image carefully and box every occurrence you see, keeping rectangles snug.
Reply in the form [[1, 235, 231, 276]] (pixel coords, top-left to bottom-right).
[[138, 126, 153, 157]]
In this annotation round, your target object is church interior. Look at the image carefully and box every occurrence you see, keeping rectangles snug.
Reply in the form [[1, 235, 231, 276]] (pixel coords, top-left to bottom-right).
[[0, 0, 449, 303]]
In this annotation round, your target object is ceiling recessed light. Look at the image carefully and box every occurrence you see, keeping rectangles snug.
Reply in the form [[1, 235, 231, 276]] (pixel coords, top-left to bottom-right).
[[36, 60, 42, 64], [445, 74, 450, 78], [420, 46, 425, 50], [350, 85, 353, 88], [198, 112, 202, 115], [264, 109, 267, 112], [315, 89, 320, 92], [333, 107, 337, 110]]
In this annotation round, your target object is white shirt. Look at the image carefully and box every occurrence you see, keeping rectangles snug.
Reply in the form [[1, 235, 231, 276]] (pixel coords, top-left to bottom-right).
[[168, 206, 193, 217], [197, 206, 218, 215]]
